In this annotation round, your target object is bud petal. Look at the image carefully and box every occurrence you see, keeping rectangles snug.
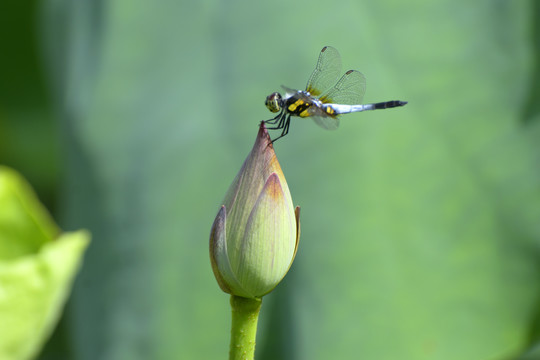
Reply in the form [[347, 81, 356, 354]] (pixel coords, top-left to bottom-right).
[[234, 173, 296, 297], [209, 205, 250, 297], [292, 206, 301, 264]]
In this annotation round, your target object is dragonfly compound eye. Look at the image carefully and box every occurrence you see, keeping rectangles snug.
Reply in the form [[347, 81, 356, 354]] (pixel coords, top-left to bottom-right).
[[265, 92, 282, 113]]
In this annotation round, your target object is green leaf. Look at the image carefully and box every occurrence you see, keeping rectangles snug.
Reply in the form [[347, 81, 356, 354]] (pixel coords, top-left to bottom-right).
[[0, 167, 89, 360], [0, 167, 58, 259]]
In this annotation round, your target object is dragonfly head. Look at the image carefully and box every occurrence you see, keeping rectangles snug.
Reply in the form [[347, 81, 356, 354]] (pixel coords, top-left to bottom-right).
[[265, 92, 283, 113]]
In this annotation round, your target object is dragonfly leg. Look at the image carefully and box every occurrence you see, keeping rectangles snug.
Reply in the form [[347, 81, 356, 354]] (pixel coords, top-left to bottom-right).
[[270, 115, 291, 143], [264, 112, 283, 125], [266, 112, 286, 130]]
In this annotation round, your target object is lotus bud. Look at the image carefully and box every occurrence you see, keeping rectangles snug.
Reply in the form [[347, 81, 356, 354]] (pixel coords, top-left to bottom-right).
[[210, 122, 300, 299]]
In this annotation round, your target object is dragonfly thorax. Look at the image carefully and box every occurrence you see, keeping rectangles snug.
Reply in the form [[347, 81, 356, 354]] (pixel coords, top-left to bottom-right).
[[265, 92, 283, 113]]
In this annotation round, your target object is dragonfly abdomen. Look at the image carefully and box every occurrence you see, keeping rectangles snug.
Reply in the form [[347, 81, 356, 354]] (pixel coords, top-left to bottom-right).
[[371, 100, 408, 109], [328, 104, 373, 114], [330, 100, 408, 114]]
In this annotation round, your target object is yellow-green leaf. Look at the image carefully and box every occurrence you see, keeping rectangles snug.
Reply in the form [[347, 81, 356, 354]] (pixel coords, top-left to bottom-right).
[[0, 167, 89, 360]]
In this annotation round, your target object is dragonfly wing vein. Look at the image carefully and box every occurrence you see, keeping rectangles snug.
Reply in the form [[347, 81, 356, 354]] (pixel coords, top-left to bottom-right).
[[320, 70, 366, 105], [305, 46, 342, 97]]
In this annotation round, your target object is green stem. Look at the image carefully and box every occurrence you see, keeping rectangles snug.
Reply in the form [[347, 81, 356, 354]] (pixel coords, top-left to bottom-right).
[[229, 295, 262, 360]]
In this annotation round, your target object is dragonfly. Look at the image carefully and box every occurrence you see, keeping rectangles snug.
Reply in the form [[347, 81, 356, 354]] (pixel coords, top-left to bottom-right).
[[265, 46, 407, 142]]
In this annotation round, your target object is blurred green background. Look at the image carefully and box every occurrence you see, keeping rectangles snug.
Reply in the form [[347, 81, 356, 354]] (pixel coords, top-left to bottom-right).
[[1, 0, 540, 359]]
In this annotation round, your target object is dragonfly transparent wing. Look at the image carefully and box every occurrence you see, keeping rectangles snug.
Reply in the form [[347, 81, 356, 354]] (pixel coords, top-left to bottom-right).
[[305, 46, 342, 97], [310, 114, 340, 130], [281, 85, 300, 97], [305, 101, 340, 130], [319, 70, 366, 105]]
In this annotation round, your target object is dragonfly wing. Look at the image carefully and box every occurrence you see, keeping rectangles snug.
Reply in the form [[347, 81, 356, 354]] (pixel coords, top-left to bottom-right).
[[307, 106, 339, 130], [281, 85, 300, 97], [311, 115, 340, 130], [319, 70, 366, 105], [305, 46, 342, 97]]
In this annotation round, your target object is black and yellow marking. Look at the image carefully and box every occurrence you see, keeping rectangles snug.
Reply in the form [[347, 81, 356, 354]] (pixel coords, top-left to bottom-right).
[[287, 97, 312, 117], [324, 105, 335, 115], [287, 100, 301, 112]]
